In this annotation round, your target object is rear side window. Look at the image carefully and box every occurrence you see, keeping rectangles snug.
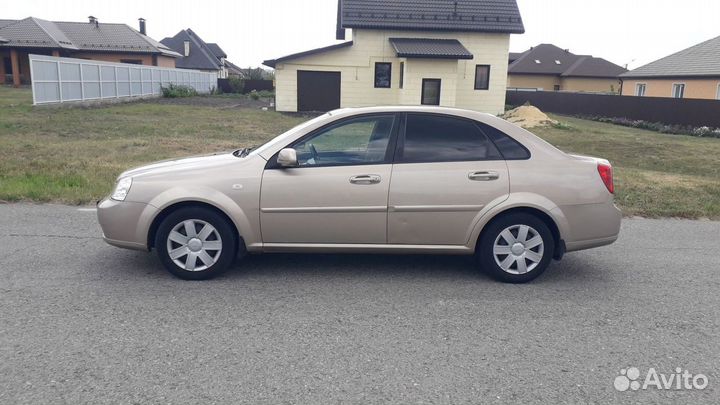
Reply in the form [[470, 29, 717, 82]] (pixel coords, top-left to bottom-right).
[[478, 123, 531, 160], [400, 114, 502, 163]]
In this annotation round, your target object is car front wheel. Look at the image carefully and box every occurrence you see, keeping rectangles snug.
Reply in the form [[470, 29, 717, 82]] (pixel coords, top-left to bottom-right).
[[155, 207, 237, 280], [477, 213, 555, 283]]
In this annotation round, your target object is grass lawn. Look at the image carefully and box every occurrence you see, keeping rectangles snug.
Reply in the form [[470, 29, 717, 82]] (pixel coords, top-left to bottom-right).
[[1, 86, 719, 219]]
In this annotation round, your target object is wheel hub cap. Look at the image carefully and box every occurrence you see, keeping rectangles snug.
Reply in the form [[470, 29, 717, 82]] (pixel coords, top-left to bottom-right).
[[511, 243, 525, 256], [493, 224, 545, 275], [166, 219, 223, 272], [188, 238, 202, 252]]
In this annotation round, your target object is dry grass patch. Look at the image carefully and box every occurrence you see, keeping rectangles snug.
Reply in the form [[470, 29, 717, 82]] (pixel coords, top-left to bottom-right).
[[1, 86, 719, 219]]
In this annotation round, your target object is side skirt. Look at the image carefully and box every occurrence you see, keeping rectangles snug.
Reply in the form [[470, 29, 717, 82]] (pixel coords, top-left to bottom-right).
[[255, 243, 474, 255]]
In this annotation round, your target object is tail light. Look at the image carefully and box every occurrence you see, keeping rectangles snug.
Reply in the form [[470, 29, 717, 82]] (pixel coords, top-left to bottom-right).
[[597, 162, 614, 194]]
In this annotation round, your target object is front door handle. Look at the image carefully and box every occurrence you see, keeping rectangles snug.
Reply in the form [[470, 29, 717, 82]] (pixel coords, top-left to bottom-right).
[[350, 174, 381, 185], [469, 171, 500, 181]]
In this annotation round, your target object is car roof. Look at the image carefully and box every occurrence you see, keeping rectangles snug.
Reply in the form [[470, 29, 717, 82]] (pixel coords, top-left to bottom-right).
[[327, 106, 498, 122]]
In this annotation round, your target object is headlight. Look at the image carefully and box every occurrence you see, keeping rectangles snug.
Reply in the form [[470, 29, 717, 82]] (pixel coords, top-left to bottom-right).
[[111, 177, 133, 201]]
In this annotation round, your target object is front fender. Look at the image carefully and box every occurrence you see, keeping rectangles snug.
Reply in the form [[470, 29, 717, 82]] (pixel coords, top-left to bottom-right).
[[144, 186, 259, 247], [465, 192, 569, 248]]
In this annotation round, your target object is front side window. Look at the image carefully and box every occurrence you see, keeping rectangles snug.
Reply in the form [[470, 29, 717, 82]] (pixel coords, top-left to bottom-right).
[[474, 65, 490, 90], [374, 62, 392, 88], [672, 83, 685, 98], [399, 114, 502, 163], [636, 83, 646, 97], [292, 115, 395, 167]]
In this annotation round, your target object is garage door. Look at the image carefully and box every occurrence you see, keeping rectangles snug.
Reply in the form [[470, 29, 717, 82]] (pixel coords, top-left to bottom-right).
[[297, 71, 341, 112]]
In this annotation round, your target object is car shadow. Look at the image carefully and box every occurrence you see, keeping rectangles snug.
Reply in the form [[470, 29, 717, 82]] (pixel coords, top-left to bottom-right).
[[103, 248, 612, 286]]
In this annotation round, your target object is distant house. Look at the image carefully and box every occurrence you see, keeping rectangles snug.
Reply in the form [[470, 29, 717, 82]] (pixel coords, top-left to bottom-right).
[[263, 0, 525, 113], [508, 44, 627, 94], [0, 16, 180, 87], [621, 35, 720, 100], [161, 29, 240, 79]]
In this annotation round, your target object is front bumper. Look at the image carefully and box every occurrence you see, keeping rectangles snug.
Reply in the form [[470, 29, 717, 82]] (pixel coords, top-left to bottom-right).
[[97, 198, 158, 251]]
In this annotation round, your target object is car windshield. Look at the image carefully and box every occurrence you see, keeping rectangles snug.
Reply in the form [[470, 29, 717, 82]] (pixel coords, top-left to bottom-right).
[[248, 113, 330, 158]]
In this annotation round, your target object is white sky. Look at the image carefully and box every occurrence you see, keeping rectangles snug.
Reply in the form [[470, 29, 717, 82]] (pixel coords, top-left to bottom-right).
[[6, 0, 720, 70]]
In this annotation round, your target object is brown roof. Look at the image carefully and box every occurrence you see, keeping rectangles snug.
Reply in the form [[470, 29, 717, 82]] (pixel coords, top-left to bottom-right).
[[0, 17, 179, 56], [509, 44, 626, 78]]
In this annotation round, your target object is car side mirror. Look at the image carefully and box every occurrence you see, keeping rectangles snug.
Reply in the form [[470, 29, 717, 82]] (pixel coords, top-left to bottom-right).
[[277, 148, 298, 168]]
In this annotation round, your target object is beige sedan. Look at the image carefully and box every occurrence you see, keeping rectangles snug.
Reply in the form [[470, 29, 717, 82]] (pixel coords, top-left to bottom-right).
[[97, 106, 621, 283]]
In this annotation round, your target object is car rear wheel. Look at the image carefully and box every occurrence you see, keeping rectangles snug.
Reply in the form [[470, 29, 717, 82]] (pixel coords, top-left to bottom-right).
[[477, 213, 555, 283], [155, 207, 237, 280]]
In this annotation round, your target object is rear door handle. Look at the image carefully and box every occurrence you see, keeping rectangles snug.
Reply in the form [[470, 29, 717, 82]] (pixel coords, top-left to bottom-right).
[[468, 171, 500, 181], [350, 174, 381, 185]]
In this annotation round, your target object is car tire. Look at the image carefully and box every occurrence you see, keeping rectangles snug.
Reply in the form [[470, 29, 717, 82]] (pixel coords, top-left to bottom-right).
[[155, 207, 237, 280], [477, 213, 555, 283]]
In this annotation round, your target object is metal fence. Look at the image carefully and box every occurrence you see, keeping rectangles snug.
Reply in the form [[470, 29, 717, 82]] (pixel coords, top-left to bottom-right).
[[29, 54, 217, 105], [506, 90, 720, 128]]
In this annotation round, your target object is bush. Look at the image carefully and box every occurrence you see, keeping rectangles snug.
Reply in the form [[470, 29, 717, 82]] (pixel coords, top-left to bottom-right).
[[255, 90, 275, 98], [577, 114, 720, 138], [161, 84, 197, 98], [249, 90, 260, 100], [228, 77, 245, 93]]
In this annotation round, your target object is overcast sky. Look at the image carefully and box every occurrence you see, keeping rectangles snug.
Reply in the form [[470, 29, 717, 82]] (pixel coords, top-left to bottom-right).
[[7, 0, 720, 70]]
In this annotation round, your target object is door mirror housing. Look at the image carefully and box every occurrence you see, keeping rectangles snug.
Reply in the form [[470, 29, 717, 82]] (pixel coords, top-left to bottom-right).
[[277, 148, 298, 168]]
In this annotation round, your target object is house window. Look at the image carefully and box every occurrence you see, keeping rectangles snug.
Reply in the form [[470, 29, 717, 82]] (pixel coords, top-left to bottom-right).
[[716, 83, 720, 100], [553, 85, 561, 91], [399, 62, 405, 89], [120, 59, 143, 65], [474, 65, 490, 90], [3, 57, 11, 74], [672, 83, 685, 99], [374, 62, 392, 88], [421, 79, 441, 105], [635, 83, 646, 97]]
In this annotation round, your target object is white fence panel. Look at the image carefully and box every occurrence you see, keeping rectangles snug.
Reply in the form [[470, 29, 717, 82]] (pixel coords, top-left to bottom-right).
[[29, 54, 216, 105]]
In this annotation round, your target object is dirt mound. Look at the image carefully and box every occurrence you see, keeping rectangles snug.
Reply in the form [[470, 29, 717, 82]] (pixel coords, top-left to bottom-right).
[[502, 105, 558, 128]]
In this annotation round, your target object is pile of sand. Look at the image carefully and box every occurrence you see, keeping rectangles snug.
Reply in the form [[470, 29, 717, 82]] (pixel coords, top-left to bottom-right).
[[502, 105, 558, 128]]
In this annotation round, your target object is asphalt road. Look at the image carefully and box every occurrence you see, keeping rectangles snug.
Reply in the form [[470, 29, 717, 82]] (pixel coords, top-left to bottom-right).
[[0, 204, 718, 404]]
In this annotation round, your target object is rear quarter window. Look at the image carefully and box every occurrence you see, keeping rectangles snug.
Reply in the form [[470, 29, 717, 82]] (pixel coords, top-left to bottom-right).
[[477, 122, 531, 160]]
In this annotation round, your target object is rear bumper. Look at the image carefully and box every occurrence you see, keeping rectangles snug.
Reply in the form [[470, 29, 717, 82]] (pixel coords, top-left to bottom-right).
[[97, 198, 157, 251], [561, 200, 622, 253]]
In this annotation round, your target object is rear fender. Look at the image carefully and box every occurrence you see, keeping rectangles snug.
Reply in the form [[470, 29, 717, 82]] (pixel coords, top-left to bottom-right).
[[466, 192, 569, 248]]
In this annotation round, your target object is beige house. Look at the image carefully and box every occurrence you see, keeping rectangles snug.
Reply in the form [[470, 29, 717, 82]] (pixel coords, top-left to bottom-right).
[[507, 44, 627, 94], [621, 35, 720, 100], [263, 0, 525, 114]]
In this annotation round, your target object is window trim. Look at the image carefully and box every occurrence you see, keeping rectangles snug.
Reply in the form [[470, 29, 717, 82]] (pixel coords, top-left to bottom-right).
[[399, 62, 405, 89], [265, 113, 401, 169], [394, 112, 515, 164], [421, 79, 442, 105], [374, 62, 392, 88], [474, 65, 491, 90], [635, 83, 647, 97], [671, 82, 685, 99]]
